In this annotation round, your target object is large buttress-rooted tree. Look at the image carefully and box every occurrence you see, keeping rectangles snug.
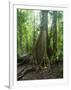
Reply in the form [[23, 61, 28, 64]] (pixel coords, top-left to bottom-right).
[[32, 10, 50, 70]]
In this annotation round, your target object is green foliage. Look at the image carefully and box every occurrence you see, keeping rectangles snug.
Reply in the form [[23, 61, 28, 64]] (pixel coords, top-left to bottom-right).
[[17, 9, 40, 56], [17, 9, 63, 64]]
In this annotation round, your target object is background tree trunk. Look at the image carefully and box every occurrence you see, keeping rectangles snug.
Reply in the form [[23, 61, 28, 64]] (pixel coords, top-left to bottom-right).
[[33, 15, 36, 46], [52, 11, 57, 60]]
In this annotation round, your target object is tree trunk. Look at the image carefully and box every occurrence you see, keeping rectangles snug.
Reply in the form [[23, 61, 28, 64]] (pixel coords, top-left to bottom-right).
[[52, 11, 57, 59], [33, 15, 36, 45], [25, 30, 28, 52], [32, 10, 50, 70]]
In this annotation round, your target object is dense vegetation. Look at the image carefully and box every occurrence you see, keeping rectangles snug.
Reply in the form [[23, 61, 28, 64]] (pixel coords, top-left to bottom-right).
[[17, 9, 63, 80]]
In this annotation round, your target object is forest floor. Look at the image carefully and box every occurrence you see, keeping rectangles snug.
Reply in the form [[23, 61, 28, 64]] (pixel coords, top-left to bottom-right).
[[17, 61, 63, 80]]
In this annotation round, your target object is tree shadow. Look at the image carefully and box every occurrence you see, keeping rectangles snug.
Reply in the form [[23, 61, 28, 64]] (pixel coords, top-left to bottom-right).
[[4, 85, 10, 89]]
